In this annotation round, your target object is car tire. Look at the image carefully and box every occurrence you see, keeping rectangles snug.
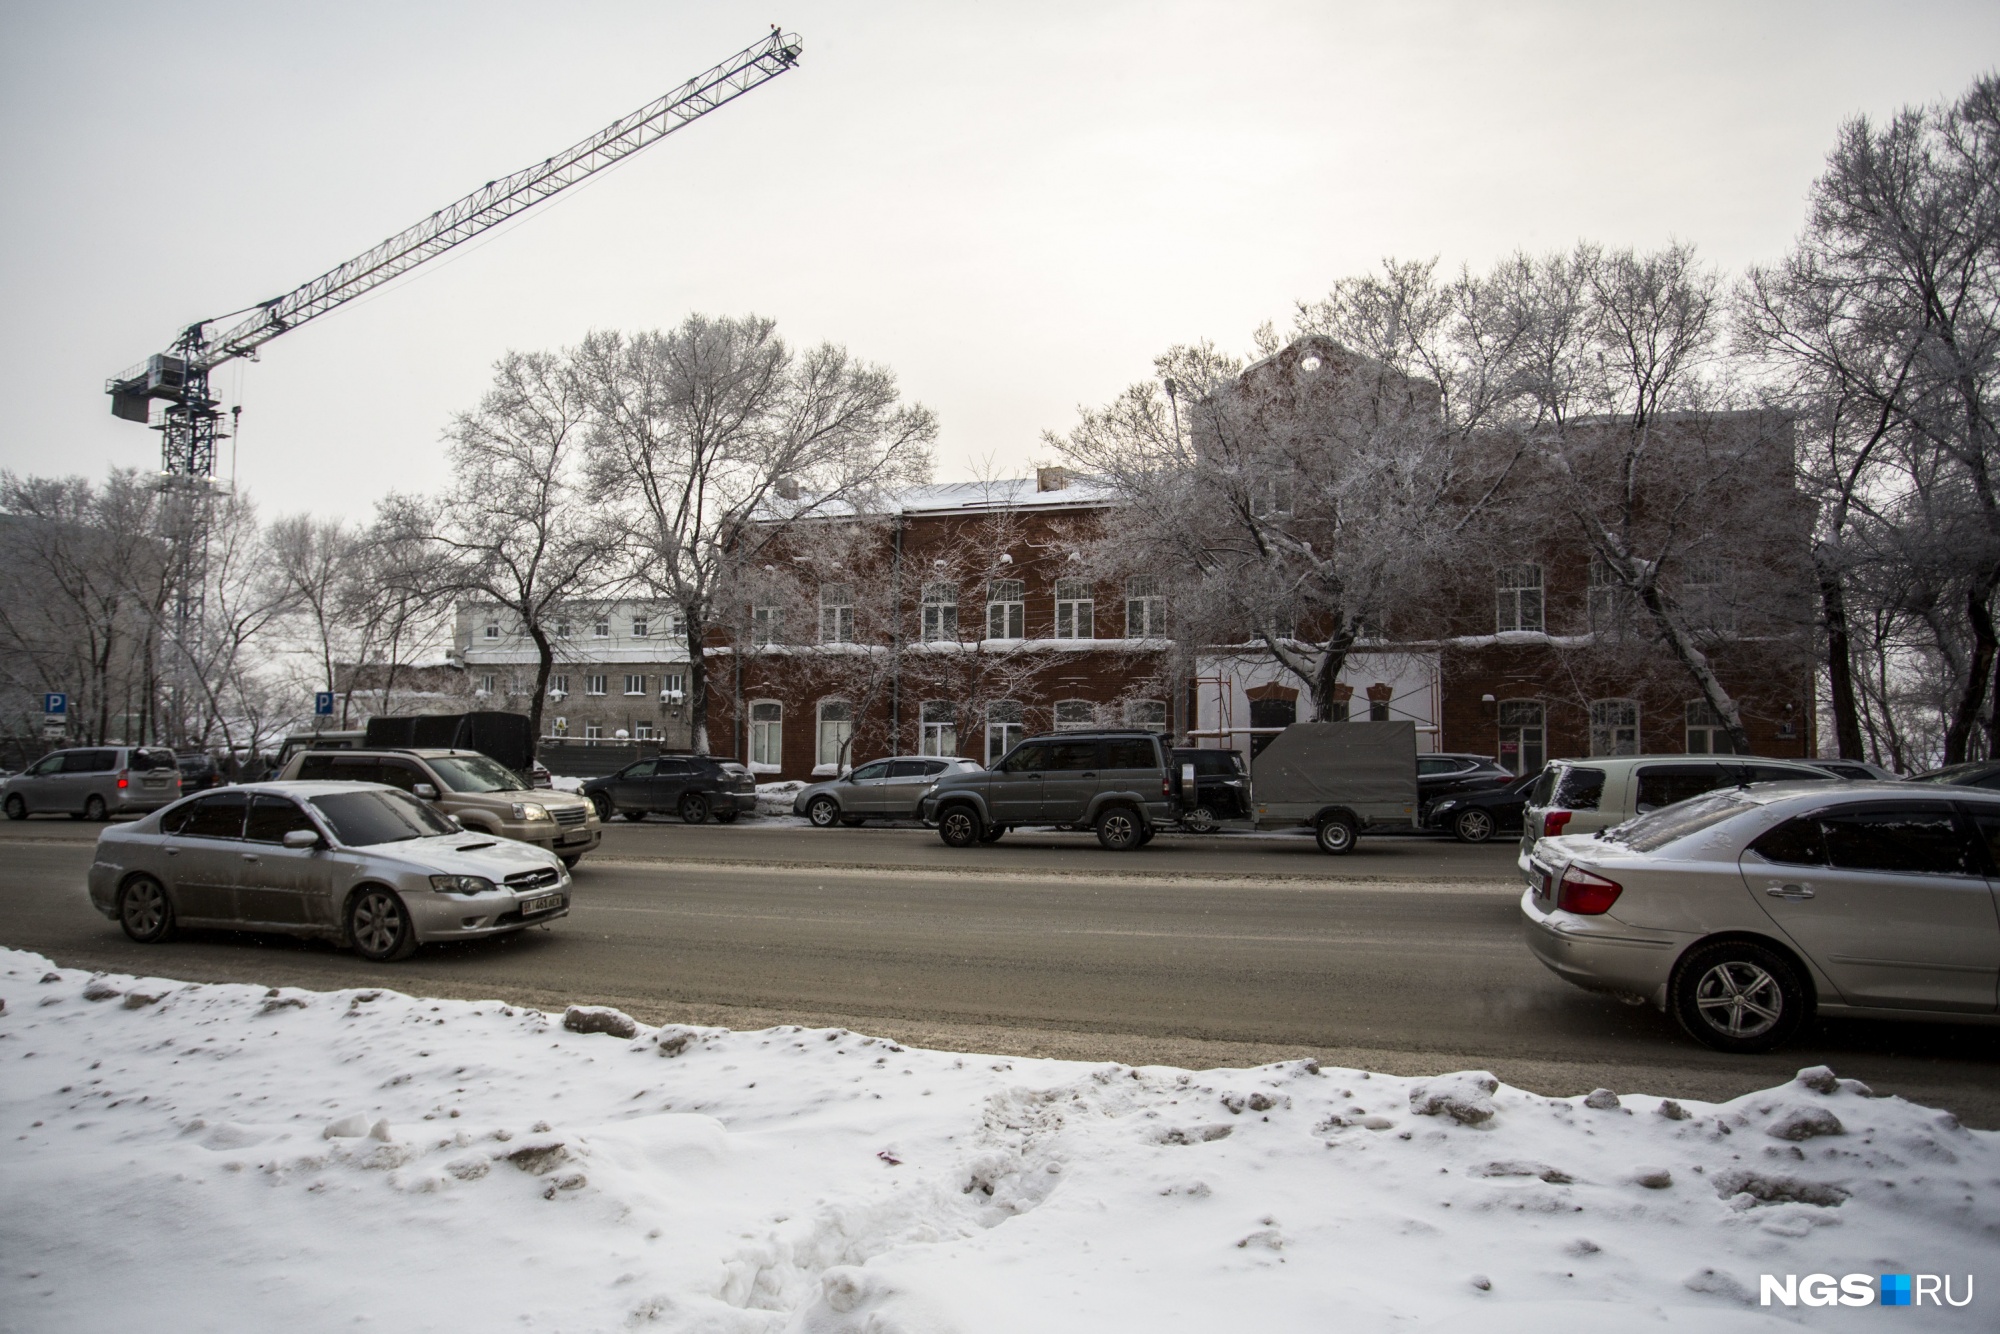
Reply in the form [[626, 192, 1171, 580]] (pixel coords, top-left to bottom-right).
[[1137, 825, 1156, 846], [679, 793, 709, 825], [1672, 939, 1811, 1054], [937, 805, 981, 848], [841, 816, 867, 827], [715, 811, 738, 824], [1182, 804, 1217, 834], [978, 823, 1005, 843], [806, 796, 841, 828], [1453, 808, 1496, 843], [591, 793, 614, 822], [1095, 806, 1142, 851], [1315, 813, 1357, 855], [3, 794, 24, 821], [347, 887, 419, 962], [83, 794, 108, 822], [117, 875, 175, 944], [621, 809, 648, 822], [559, 854, 582, 870]]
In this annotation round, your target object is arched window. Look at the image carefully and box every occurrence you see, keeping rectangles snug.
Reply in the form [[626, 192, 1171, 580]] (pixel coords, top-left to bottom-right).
[[749, 700, 783, 769], [1589, 699, 1639, 757], [1497, 699, 1544, 774], [1053, 700, 1096, 732], [1054, 579, 1094, 640], [1125, 577, 1166, 638], [817, 700, 853, 770], [921, 583, 958, 642], [819, 585, 854, 644], [1123, 699, 1167, 732]]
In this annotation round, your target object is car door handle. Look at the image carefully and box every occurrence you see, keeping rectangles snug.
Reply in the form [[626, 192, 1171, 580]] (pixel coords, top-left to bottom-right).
[[1766, 884, 1815, 900], [163, 846, 180, 857], [1079, 772, 1096, 778]]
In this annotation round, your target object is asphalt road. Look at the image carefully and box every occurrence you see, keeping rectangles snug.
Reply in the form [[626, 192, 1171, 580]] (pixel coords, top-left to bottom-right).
[[4, 816, 1997, 1126]]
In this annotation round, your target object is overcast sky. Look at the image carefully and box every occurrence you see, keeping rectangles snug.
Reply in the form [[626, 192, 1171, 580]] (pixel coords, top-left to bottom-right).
[[2, 0, 1995, 522]]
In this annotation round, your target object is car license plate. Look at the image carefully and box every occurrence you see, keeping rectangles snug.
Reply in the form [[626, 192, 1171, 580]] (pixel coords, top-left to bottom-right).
[[1531, 862, 1552, 903], [560, 831, 591, 845], [519, 894, 563, 915]]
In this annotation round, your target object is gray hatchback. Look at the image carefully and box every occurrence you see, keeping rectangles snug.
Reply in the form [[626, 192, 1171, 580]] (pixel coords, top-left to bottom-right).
[[2, 745, 183, 821]]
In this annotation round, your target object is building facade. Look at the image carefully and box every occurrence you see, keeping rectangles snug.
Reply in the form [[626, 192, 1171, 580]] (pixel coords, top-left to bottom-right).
[[454, 602, 698, 748]]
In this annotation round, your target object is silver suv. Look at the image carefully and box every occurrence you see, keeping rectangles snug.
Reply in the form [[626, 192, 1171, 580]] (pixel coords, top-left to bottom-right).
[[1518, 755, 1837, 870], [919, 731, 1178, 851], [795, 756, 982, 827], [2, 746, 183, 821]]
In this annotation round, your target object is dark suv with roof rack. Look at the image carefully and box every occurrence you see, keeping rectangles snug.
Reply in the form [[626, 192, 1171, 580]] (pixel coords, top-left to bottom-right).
[[919, 730, 1180, 851]]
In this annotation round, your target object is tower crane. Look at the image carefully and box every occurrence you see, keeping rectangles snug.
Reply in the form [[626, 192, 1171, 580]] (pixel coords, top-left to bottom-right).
[[107, 27, 802, 479]]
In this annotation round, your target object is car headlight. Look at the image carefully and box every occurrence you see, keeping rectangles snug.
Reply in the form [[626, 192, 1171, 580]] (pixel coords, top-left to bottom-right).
[[511, 802, 551, 821], [430, 874, 497, 894], [1432, 800, 1458, 814]]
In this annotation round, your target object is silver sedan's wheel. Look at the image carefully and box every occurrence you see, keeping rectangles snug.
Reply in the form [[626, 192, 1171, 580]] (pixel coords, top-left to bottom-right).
[[118, 876, 175, 944], [806, 796, 841, 827], [1672, 940, 1808, 1053], [348, 887, 418, 962]]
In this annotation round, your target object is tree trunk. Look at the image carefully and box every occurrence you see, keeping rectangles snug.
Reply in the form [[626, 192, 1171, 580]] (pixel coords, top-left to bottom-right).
[[683, 610, 711, 756], [1818, 565, 1865, 760], [1636, 580, 1754, 754], [1311, 630, 1355, 722], [1943, 580, 1999, 764], [526, 623, 553, 762]]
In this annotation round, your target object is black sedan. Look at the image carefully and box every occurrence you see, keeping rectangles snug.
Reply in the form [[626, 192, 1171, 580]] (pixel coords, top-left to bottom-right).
[[1424, 770, 1536, 843], [580, 754, 757, 824]]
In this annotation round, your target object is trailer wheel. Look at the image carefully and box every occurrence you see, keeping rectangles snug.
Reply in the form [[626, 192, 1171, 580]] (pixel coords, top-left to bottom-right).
[[1315, 813, 1357, 855]]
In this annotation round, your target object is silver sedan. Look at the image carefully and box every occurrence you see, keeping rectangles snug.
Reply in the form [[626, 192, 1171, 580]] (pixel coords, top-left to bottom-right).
[[1521, 781, 2000, 1053], [87, 781, 571, 962]]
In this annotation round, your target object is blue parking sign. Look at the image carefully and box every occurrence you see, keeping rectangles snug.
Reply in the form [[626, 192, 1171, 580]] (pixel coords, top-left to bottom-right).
[[43, 692, 67, 716], [314, 691, 335, 717]]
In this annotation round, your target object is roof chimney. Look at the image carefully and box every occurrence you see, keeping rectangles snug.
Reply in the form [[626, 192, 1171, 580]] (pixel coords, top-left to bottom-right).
[[1035, 466, 1068, 493], [774, 476, 800, 501]]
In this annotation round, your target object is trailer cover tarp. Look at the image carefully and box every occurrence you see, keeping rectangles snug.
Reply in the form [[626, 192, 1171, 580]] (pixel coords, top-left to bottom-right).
[[1250, 721, 1418, 809]]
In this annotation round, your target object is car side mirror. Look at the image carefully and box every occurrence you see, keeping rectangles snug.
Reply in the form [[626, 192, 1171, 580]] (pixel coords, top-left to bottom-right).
[[413, 783, 439, 801], [282, 829, 321, 850]]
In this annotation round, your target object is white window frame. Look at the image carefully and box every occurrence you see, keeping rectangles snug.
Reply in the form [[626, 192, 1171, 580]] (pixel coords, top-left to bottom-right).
[[549, 674, 570, 696], [1589, 699, 1640, 757], [986, 580, 1024, 640], [919, 701, 957, 757], [592, 618, 610, 639], [583, 723, 602, 741], [920, 582, 959, 643], [634, 721, 655, 741], [624, 674, 646, 696], [660, 672, 687, 699], [1496, 563, 1544, 634], [477, 673, 496, 694], [1054, 578, 1094, 640], [632, 617, 649, 638], [1124, 577, 1165, 639], [1681, 557, 1737, 635], [751, 605, 783, 648], [1685, 700, 1742, 754], [1123, 699, 1167, 733], [584, 674, 608, 697], [985, 700, 1024, 766], [1587, 560, 1635, 637], [1497, 699, 1545, 775], [749, 700, 783, 771], [1053, 700, 1096, 732], [819, 584, 855, 645], [482, 622, 500, 640], [553, 619, 571, 639], [817, 699, 854, 771]]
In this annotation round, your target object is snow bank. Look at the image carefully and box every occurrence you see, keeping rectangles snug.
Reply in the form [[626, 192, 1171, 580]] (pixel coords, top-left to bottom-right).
[[2, 950, 1993, 1332], [756, 780, 806, 818]]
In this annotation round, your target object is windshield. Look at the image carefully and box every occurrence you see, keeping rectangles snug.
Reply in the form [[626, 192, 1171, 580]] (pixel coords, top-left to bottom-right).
[[1910, 761, 1988, 785], [1603, 789, 1759, 853], [427, 755, 525, 793], [310, 789, 457, 846]]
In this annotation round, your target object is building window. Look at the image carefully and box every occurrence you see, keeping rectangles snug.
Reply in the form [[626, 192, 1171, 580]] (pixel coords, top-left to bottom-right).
[[1681, 557, 1737, 635], [632, 617, 649, 638], [552, 716, 568, 737], [1124, 699, 1167, 732], [919, 701, 957, 757], [634, 721, 654, 741], [749, 701, 783, 768], [1497, 700, 1545, 775], [1053, 700, 1096, 732], [1125, 577, 1166, 638], [483, 621, 499, 640], [920, 582, 958, 642], [660, 672, 686, 700], [593, 618, 610, 638], [1589, 699, 1640, 757], [751, 605, 783, 647], [624, 674, 646, 696], [1054, 578, 1094, 640], [819, 584, 854, 644], [986, 579, 1024, 639], [585, 674, 608, 696], [986, 700, 1024, 765], [1496, 564, 1544, 633], [817, 700, 853, 769], [549, 674, 570, 696], [1685, 700, 1743, 754], [553, 618, 571, 639], [583, 723, 602, 741], [1587, 560, 1635, 637], [478, 673, 496, 694]]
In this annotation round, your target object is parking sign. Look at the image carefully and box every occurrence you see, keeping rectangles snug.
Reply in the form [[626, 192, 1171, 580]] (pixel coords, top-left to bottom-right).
[[43, 692, 67, 716], [314, 691, 335, 717]]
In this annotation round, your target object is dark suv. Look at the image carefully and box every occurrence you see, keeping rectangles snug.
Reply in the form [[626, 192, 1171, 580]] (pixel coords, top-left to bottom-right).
[[920, 730, 1179, 851], [1171, 747, 1250, 830], [582, 754, 757, 824]]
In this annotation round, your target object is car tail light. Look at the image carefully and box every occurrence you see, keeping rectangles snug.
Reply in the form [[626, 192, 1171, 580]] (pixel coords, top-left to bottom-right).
[[1162, 775, 1173, 797], [116, 770, 129, 789], [1557, 866, 1622, 915], [1542, 809, 1572, 838]]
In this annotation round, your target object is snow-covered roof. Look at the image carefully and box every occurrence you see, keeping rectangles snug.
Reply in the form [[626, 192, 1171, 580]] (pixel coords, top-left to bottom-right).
[[761, 476, 1118, 522]]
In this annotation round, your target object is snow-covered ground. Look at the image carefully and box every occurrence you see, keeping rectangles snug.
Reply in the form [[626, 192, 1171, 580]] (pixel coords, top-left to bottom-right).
[[2, 950, 1992, 1333]]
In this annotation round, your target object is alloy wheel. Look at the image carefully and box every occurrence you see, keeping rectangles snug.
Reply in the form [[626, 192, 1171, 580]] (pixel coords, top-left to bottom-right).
[[1693, 961, 1784, 1039], [350, 891, 408, 959], [119, 878, 171, 942]]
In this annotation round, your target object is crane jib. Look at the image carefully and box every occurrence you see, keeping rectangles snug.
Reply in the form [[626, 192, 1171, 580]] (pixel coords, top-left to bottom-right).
[[108, 29, 801, 418]]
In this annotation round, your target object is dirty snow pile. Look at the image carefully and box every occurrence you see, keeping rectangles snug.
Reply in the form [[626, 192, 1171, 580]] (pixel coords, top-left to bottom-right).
[[2, 951, 1994, 1333]]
